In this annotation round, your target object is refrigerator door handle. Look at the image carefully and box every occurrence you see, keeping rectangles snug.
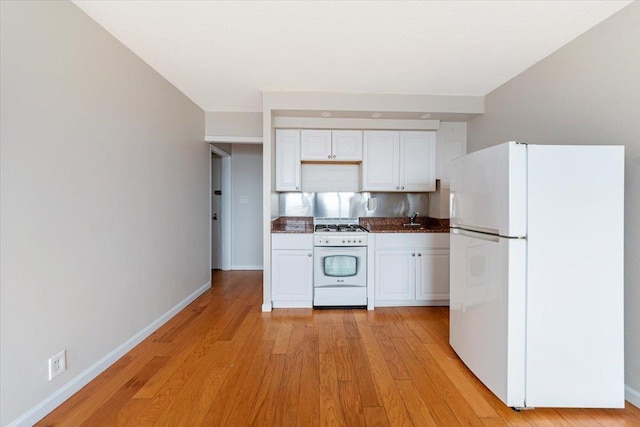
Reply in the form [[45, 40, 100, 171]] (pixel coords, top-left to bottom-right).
[[451, 227, 500, 243]]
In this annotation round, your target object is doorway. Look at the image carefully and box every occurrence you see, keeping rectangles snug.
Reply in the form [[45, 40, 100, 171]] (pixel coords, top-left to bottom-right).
[[210, 144, 231, 271]]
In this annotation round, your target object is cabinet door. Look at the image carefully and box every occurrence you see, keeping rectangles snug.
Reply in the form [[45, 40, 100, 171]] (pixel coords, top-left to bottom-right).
[[272, 249, 313, 307], [301, 130, 332, 161], [400, 131, 436, 191], [415, 249, 450, 301], [362, 131, 399, 191], [332, 130, 363, 161], [275, 129, 301, 191], [375, 249, 415, 301]]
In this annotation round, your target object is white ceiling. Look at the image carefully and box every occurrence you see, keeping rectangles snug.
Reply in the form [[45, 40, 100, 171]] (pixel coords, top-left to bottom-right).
[[73, 0, 631, 113]]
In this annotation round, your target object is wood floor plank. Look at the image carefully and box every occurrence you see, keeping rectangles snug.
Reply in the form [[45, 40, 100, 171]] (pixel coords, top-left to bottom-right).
[[318, 321, 335, 354], [343, 311, 361, 339], [214, 338, 275, 426], [297, 325, 321, 427], [347, 337, 382, 407], [364, 406, 391, 427], [370, 325, 411, 380], [36, 274, 640, 427], [353, 311, 414, 426], [248, 354, 287, 427], [557, 408, 607, 427], [198, 312, 272, 426], [272, 322, 306, 426], [425, 341, 498, 418], [412, 345, 486, 427], [452, 357, 534, 427], [519, 408, 574, 427], [319, 354, 345, 426], [391, 337, 462, 427], [79, 356, 169, 427], [272, 320, 293, 354], [482, 417, 511, 427], [217, 303, 253, 341], [338, 381, 367, 427], [38, 350, 166, 427], [152, 361, 230, 427], [395, 379, 440, 426], [332, 325, 357, 382], [129, 340, 231, 426], [114, 397, 151, 427]]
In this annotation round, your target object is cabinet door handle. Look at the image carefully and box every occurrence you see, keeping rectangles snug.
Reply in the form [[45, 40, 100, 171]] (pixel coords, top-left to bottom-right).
[[411, 253, 416, 257], [333, 155, 337, 159], [296, 186, 300, 190], [395, 186, 400, 190], [308, 253, 312, 257], [401, 186, 405, 190], [418, 253, 422, 256], [328, 155, 332, 159]]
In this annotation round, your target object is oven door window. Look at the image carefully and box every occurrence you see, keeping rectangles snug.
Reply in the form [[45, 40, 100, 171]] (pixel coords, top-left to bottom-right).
[[323, 255, 357, 277]]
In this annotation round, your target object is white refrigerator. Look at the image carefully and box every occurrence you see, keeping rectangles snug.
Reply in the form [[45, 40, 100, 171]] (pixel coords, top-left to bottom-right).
[[449, 141, 625, 409]]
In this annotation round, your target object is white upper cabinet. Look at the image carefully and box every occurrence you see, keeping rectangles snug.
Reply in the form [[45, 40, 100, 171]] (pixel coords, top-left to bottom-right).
[[275, 129, 301, 191], [361, 131, 400, 190], [301, 130, 363, 161], [400, 131, 436, 191], [362, 131, 435, 191], [331, 130, 363, 160], [300, 130, 332, 160]]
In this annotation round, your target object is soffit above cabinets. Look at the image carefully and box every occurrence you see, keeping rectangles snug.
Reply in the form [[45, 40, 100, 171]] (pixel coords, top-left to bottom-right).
[[273, 117, 440, 131]]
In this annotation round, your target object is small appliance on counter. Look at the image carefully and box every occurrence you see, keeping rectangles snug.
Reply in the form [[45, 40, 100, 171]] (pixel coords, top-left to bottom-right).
[[313, 217, 368, 308]]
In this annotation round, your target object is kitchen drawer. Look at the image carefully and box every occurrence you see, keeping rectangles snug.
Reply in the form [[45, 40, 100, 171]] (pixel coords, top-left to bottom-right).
[[272, 233, 313, 250]]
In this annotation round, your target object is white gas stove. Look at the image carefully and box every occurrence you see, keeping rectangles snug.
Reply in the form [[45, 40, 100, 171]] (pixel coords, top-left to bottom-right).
[[312, 217, 368, 308]]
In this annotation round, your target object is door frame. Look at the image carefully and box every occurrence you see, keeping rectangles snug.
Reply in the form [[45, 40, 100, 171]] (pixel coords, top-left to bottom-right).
[[210, 144, 231, 271]]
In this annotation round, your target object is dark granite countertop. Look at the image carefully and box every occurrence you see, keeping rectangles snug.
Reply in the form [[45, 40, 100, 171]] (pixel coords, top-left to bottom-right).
[[359, 217, 450, 233], [271, 216, 449, 234], [271, 216, 314, 233]]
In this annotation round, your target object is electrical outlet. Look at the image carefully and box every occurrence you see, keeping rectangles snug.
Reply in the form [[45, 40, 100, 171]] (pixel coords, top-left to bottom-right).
[[48, 350, 66, 380]]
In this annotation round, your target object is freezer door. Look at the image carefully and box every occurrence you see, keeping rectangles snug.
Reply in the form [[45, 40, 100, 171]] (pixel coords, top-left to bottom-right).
[[450, 229, 527, 407], [450, 141, 526, 238], [525, 145, 625, 407]]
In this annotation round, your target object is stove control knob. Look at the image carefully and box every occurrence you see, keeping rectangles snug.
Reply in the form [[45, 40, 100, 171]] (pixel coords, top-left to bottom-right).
[[342, 240, 345, 243]]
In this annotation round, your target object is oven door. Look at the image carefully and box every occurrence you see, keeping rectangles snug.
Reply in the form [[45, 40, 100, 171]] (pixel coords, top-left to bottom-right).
[[313, 246, 367, 288]]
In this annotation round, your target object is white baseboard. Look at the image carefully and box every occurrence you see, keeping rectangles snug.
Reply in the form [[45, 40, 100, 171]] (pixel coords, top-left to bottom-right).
[[231, 265, 263, 270], [627, 384, 640, 409], [9, 281, 211, 427], [261, 302, 272, 312]]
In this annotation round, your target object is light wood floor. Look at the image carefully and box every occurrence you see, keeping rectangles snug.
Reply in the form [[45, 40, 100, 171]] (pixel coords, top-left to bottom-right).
[[38, 270, 640, 426]]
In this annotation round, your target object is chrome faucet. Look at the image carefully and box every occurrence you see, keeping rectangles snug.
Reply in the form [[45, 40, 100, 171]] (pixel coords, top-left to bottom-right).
[[410, 212, 419, 224]]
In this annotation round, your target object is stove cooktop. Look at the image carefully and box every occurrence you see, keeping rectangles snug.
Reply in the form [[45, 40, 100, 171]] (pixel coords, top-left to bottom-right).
[[314, 224, 368, 233]]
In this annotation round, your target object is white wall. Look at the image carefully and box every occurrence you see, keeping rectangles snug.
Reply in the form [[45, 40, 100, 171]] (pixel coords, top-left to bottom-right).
[[467, 2, 640, 404], [231, 144, 264, 269], [0, 2, 208, 425], [205, 112, 263, 137]]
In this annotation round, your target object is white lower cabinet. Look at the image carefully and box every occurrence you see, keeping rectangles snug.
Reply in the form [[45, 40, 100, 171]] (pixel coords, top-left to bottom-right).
[[271, 234, 313, 308], [374, 233, 449, 306]]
